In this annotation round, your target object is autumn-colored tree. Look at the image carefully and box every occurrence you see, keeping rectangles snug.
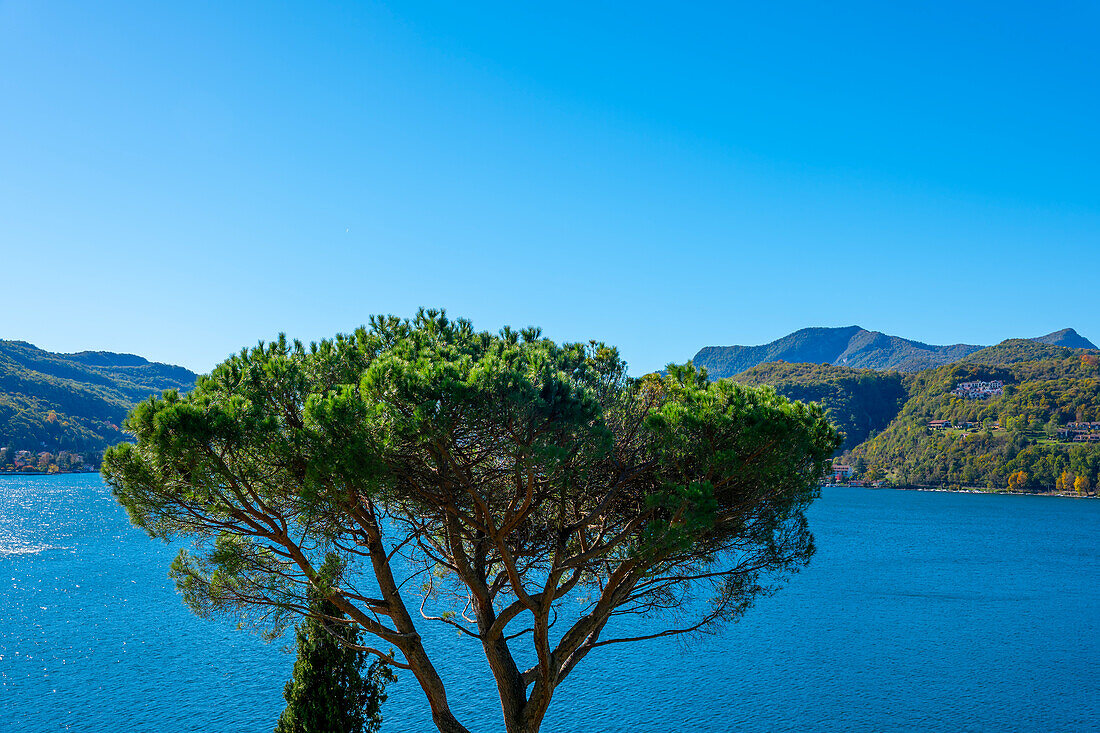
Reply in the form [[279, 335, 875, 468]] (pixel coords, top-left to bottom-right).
[[1056, 470, 1075, 493], [1074, 474, 1092, 496], [1007, 470, 1028, 492]]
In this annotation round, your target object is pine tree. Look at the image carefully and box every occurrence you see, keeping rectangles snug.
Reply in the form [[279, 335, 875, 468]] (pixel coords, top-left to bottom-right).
[[275, 560, 395, 733], [106, 313, 839, 733]]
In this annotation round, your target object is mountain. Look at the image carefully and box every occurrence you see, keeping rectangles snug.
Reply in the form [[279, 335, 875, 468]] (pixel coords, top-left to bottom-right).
[[0, 340, 197, 464], [1032, 328, 1097, 349], [731, 362, 907, 451], [692, 326, 1095, 378], [691, 326, 1100, 491], [692, 326, 983, 377]]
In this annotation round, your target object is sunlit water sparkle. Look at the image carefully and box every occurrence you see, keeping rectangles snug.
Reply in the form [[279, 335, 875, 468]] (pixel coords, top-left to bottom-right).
[[1, 474, 1097, 732]]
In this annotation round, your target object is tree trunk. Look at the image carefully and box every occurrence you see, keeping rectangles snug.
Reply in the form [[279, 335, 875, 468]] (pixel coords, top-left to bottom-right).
[[503, 714, 545, 733], [508, 682, 552, 733], [431, 709, 473, 733], [358, 516, 471, 733]]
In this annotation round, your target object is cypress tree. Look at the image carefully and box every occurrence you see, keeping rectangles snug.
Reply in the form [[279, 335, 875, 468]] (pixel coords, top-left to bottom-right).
[[275, 562, 395, 733]]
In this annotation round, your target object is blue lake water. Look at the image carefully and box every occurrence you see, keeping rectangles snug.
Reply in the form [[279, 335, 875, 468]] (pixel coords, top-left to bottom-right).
[[1, 474, 1098, 732]]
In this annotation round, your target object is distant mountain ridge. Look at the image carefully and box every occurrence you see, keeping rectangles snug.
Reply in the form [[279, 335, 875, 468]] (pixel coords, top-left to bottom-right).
[[0, 340, 197, 462], [1031, 328, 1096, 350], [692, 327, 1096, 378]]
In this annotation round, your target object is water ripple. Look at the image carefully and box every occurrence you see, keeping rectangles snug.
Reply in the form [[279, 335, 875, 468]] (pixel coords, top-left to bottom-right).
[[1, 475, 1097, 732]]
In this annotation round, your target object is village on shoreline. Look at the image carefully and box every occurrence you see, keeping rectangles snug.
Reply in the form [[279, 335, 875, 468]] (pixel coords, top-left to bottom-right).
[[824, 456, 1098, 498], [0, 447, 99, 476]]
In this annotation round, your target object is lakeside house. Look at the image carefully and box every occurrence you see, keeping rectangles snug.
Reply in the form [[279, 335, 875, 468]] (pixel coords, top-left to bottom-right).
[[1057, 422, 1100, 442], [2, 449, 91, 473], [822, 460, 853, 482], [952, 380, 1004, 399]]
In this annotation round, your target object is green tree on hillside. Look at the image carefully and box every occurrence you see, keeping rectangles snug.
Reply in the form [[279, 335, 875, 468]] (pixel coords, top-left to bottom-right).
[[730, 362, 907, 451], [103, 311, 839, 733]]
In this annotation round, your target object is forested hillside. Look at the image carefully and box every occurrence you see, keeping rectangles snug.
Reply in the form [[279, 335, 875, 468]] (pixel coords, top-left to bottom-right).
[[731, 362, 907, 451], [962, 340, 1076, 366], [0, 340, 196, 468], [705, 337, 1100, 493], [844, 350, 1100, 492]]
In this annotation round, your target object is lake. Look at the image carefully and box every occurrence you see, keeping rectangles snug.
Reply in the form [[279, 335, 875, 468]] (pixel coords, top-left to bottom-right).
[[2, 474, 1097, 732]]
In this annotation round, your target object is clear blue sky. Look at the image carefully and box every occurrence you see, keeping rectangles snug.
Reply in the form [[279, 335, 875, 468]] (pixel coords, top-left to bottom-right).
[[2, 1, 1098, 374]]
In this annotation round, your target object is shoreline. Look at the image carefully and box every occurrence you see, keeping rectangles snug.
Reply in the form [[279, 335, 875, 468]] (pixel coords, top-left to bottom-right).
[[824, 482, 1098, 499], [3, 473, 1095, 499], [0, 470, 100, 477]]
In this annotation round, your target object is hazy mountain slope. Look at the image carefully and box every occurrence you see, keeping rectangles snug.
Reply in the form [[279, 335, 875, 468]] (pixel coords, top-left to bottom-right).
[[1032, 328, 1097, 349], [692, 326, 863, 378], [692, 326, 982, 378], [692, 326, 1093, 378], [833, 330, 983, 372]]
